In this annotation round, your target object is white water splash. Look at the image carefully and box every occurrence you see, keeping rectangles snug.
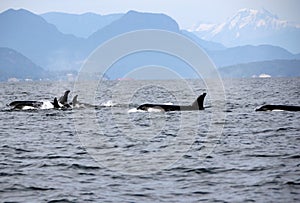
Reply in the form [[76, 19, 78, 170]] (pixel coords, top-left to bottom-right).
[[101, 100, 116, 107], [40, 100, 54, 109]]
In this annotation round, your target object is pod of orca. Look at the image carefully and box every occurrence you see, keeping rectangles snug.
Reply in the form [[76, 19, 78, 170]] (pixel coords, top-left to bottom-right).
[[7, 90, 300, 112], [8, 90, 81, 110]]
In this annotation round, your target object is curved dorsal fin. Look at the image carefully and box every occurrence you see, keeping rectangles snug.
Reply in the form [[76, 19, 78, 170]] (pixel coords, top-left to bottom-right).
[[72, 95, 78, 105], [59, 90, 70, 104], [192, 93, 206, 110]]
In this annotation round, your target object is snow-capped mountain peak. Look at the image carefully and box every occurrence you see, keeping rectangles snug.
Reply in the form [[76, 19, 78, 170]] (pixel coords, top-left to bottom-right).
[[190, 8, 300, 53], [226, 8, 288, 30], [191, 8, 293, 35]]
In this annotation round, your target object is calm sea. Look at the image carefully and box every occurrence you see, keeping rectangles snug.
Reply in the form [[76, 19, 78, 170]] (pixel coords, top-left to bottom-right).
[[0, 78, 299, 202]]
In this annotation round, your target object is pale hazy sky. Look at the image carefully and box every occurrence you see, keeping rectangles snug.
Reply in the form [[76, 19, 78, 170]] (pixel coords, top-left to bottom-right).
[[1, 0, 300, 28]]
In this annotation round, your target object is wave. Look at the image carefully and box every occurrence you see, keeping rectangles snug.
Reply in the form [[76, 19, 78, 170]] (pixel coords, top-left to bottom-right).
[[127, 107, 166, 113], [100, 100, 117, 107]]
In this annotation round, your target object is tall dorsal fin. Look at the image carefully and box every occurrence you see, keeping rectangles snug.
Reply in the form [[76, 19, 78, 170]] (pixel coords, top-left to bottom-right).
[[59, 90, 70, 104], [72, 95, 78, 105], [53, 97, 61, 108], [191, 93, 206, 110]]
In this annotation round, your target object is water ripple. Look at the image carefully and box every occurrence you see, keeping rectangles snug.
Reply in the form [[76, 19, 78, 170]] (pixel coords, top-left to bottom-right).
[[0, 79, 299, 202]]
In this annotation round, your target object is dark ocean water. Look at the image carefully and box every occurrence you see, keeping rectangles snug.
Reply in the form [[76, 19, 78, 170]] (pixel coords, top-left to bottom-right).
[[0, 78, 299, 202]]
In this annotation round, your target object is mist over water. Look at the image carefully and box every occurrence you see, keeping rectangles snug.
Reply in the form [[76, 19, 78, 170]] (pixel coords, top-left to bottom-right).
[[0, 78, 299, 202]]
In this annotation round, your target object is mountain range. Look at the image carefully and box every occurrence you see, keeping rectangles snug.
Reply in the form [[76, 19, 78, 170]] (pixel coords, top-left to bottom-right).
[[190, 8, 300, 54], [0, 47, 46, 81], [0, 9, 84, 71], [208, 44, 298, 67], [41, 12, 123, 38], [0, 8, 299, 80]]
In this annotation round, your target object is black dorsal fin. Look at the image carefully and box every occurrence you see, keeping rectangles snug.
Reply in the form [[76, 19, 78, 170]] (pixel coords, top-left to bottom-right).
[[53, 97, 60, 108], [192, 93, 206, 110], [59, 90, 70, 104]]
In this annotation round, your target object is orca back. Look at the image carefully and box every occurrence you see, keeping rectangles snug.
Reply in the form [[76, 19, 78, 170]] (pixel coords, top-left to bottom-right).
[[9, 101, 43, 110], [9, 101, 40, 107], [256, 104, 300, 111], [137, 93, 207, 111]]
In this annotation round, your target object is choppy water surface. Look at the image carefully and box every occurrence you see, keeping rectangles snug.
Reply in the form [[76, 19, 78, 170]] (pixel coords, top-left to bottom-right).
[[0, 78, 299, 202]]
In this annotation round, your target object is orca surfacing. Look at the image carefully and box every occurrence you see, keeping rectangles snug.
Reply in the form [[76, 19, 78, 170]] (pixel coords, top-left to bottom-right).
[[8, 90, 72, 110], [137, 93, 207, 112], [256, 105, 300, 112]]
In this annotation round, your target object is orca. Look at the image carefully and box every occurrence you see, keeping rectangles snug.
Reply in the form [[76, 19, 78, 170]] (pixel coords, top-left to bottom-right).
[[70, 95, 79, 107], [53, 97, 62, 109], [8, 90, 72, 110], [137, 93, 207, 112], [69, 95, 97, 108], [9, 98, 59, 110], [9, 100, 44, 110], [47, 97, 72, 109], [69, 95, 83, 108], [59, 90, 70, 105], [56, 90, 73, 109], [256, 105, 300, 112]]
